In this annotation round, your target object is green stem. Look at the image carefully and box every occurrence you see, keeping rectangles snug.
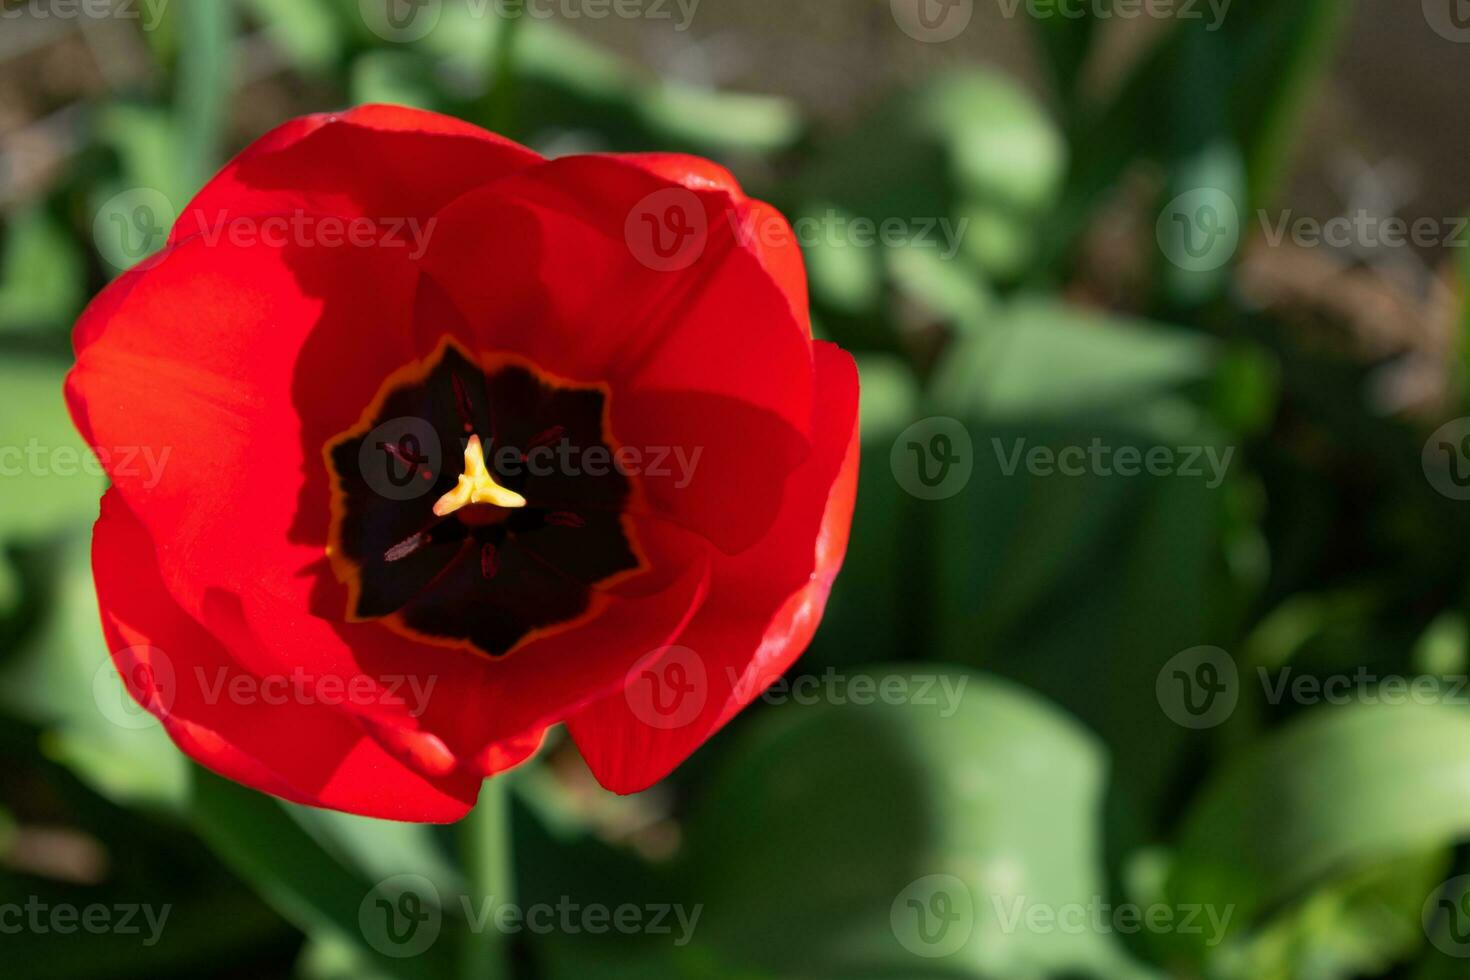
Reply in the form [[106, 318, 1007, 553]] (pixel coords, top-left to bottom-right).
[[484, 8, 524, 135], [175, 0, 233, 200], [460, 775, 515, 980]]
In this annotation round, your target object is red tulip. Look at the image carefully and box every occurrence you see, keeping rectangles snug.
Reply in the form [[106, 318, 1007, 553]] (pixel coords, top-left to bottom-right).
[[66, 106, 860, 822]]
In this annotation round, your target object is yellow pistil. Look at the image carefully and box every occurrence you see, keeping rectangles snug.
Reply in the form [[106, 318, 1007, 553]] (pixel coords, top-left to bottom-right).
[[433, 435, 527, 516]]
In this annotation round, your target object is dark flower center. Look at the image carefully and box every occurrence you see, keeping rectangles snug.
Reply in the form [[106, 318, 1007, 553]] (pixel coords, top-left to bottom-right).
[[325, 341, 641, 657]]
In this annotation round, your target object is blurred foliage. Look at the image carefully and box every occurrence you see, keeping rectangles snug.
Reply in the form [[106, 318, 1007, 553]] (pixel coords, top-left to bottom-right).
[[2, 0, 1469, 978]]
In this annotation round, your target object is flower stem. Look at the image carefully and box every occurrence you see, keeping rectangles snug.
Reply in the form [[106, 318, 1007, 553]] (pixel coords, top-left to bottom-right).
[[461, 774, 515, 980], [485, 8, 524, 135]]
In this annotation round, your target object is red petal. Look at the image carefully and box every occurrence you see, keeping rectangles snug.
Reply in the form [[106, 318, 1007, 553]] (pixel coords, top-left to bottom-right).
[[420, 154, 815, 553], [67, 232, 713, 776], [172, 104, 540, 245], [612, 153, 810, 336], [92, 490, 481, 822], [566, 342, 861, 793], [67, 228, 422, 613]]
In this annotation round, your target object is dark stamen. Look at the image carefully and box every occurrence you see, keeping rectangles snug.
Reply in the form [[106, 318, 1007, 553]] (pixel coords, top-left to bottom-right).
[[529, 425, 566, 448], [451, 372, 475, 434], [385, 532, 428, 563]]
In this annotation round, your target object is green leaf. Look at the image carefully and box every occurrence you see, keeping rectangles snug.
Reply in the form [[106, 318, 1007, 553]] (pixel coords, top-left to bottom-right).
[[933, 298, 1216, 419], [0, 534, 189, 810], [1223, 0, 1351, 208], [677, 669, 1158, 979], [1026, 0, 1102, 111], [920, 70, 1066, 217], [1036, 1, 1349, 280], [0, 357, 106, 607], [287, 804, 467, 901], [0, 207, 86, 333], [1168, 703, 1470, 964], [927, 300, 1232, 837], [175, 0, 235, 197], [803, 69, 1064, 289], [239, 0, 341, 74], [1209, 851, 1448, 980], [636, 85, 802, 157], [350, 51, 441, 111], [809, 357, 924, 669], [191, 770, 461, 980]]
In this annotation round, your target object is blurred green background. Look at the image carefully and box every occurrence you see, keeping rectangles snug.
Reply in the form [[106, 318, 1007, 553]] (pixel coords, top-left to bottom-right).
[[5, 0, 1470, 977]]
